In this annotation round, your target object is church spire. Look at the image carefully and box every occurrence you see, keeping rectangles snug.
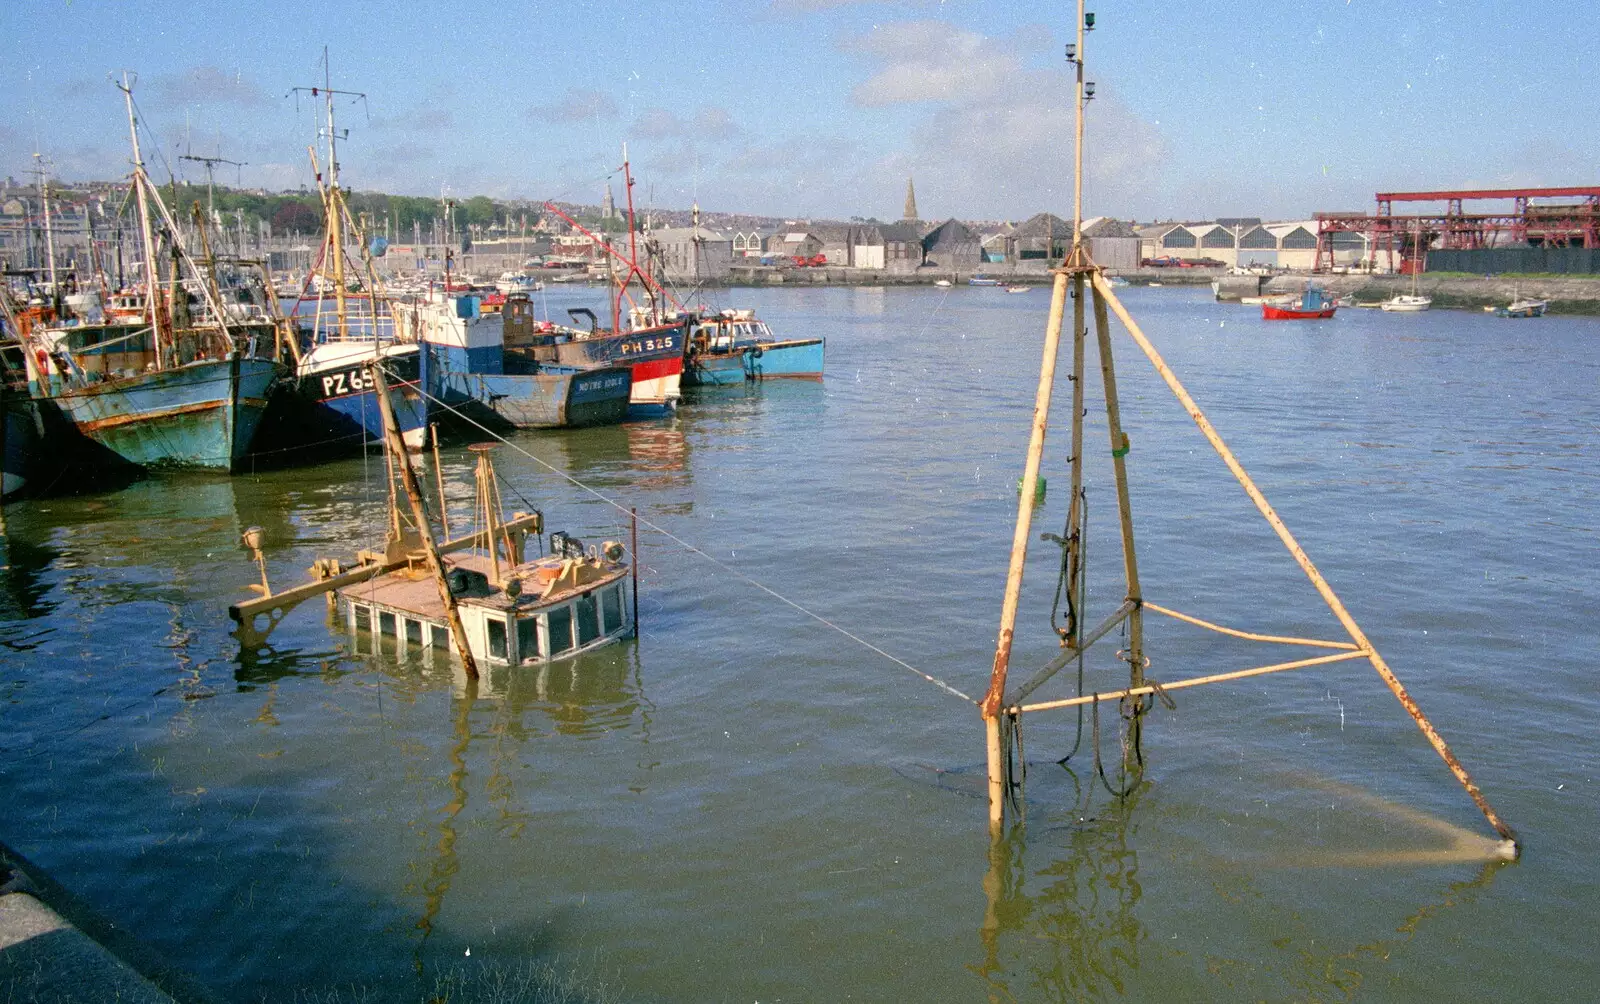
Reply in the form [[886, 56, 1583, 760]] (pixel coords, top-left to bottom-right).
[[903, 177, 918, 222]]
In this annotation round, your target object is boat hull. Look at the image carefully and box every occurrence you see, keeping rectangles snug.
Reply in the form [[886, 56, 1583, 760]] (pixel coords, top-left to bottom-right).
[[435, 365, 632, 430], [41, 355, 278, 471], [505, 313, 684, 418], [684, 338, 825, 386], [1262, 304, 1336, 320], [1494, 302, 1547, 318], [250, 343, 428, 463]]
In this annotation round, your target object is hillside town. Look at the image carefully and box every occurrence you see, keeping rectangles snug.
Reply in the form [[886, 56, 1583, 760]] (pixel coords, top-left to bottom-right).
[[0, 171, 1382, 288]]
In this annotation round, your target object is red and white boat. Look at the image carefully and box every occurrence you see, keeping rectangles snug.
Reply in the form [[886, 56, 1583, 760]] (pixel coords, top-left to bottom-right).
[[1262, 285, 1338, 320]]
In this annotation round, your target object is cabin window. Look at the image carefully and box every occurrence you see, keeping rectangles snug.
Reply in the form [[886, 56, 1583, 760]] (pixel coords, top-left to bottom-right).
[[548, 606, 573, 653], [429, 624, 448, 649], [405, 619, 423, 646], [518, 616, 540, 663], [577, 592, 599, 645], [352, 604, 372, 632], [487, 617, 508, 660], [379, 611, 396, 636], [602, 586, 623, 634]]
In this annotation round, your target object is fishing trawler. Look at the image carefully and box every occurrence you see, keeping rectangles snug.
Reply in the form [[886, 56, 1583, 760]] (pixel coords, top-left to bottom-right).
[[535, 153, 686, 419], [229, 367, 636, 668], [399, 290, 632, 431], [248, 61, 428, 462], [17, 78, 279, 472], [682, 308, 825, 385]]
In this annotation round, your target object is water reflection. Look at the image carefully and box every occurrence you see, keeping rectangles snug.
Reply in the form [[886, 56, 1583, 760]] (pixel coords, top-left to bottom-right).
[[977, 771, 1513, 1001], [0, 513, 60, 624], [976, 786, 1146, 1002]]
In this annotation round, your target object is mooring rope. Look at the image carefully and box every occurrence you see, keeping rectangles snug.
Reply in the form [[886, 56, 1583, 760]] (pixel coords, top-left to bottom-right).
[[410, 384, 977, 705]]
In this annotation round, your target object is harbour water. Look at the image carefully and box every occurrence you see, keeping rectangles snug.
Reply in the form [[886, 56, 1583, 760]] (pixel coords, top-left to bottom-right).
[[2, 285, 1597, 1001]]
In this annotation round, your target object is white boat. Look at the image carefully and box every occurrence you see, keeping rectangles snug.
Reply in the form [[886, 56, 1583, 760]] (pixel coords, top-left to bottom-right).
[[1490, 294, 1548, 318], [1383, 223, 1432, 311], [933, 279, 953, 288], [1381, 293, 1432, 312], [1005, 285, 1029, 293]]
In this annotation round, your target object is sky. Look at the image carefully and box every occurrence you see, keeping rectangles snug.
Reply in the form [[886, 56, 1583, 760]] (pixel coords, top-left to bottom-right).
[[1, 0, 1594, 224]]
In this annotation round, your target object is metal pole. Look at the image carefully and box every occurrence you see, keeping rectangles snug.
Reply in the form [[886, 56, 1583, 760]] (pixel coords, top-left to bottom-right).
[[1071, 0, 1086, 254], [982, 269, 1070, 829], [370, 362, 478, 677], [1090, 272, 1516, 850]]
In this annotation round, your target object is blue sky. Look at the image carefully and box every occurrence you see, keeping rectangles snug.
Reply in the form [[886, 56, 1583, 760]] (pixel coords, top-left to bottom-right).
[[2, 0, 1593, 223]]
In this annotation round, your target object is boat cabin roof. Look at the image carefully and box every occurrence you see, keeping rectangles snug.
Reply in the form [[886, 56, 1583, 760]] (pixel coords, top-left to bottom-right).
[[337, 552, 627, 623]]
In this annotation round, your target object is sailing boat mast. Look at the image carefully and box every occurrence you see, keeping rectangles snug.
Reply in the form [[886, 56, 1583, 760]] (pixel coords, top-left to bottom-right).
[[118, 74, 170, 369]]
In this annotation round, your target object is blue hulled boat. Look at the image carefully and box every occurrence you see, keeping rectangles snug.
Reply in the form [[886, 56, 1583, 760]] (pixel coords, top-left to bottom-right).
[[409, 293, 631, 432], [502, 296, 684, 419], [683, 309, 825, 387]]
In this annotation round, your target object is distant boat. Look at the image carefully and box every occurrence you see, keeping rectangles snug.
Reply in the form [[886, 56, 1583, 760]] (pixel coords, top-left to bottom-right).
[[933, 279, 953, 288], [1382, 223, 1432, 311], [1108, 276, 1131, 287], [1262, 284, 1338, 320], [1380, 294, 1432, 312], [968, 275, 1002, 286], [1241, 294, 1294, 306], [1490, 294, 1548, 318], [1005, 285, 1030, 293]]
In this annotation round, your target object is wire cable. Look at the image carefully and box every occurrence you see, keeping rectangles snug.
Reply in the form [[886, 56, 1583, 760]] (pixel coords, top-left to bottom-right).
[[410, 381, 976, 705]]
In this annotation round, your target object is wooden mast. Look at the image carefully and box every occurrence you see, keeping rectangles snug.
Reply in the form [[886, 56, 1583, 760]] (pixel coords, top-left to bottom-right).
[[370, 362, 478, 677]]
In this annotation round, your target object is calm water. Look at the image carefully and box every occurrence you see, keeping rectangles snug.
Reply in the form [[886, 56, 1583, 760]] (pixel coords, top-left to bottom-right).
[[2, 285, 1597, 1002]]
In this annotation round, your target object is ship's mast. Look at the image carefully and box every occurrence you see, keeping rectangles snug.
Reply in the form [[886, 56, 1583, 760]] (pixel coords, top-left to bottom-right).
[[323, 56, 347, 339], [32, 154, 59, 294], [118, 74, 170, 367]]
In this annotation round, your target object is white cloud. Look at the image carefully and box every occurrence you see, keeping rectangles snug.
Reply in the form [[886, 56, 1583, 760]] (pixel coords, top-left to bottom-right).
[[844, 21, 1023, 106], [836, 19, 1167, 219]]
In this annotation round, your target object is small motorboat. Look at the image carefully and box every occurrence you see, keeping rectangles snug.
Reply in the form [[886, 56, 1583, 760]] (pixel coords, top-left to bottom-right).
[[934, 279, 953, 287], [1262, 284, 1337, 320], [1005, 285, 1030, 293], [1487, 287, 1548, 318]]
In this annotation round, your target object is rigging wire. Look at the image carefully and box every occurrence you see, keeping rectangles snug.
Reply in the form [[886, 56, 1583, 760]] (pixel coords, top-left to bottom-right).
[[407, 380, 976, 706]]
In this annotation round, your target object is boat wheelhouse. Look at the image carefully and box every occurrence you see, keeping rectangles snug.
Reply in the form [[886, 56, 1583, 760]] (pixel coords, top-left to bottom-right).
[[342, 538, 633, 667]]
